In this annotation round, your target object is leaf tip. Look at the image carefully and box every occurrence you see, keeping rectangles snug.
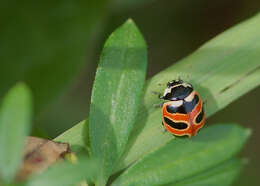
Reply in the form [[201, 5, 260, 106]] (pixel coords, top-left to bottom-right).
[[12, 82, 32, 96], [125, 18, 135, 24], [123, 18, 139, 31]]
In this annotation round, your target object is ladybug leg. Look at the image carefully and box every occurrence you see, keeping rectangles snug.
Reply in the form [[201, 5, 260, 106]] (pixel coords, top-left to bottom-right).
[[152, 91, 161, 96], [152, 91, 164, 99], [154, 102, 164, 108], [161, 123, 167, 133]]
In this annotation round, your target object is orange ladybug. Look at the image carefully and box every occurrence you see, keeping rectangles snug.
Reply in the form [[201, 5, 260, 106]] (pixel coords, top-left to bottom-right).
[[160, 80, 206, 137]]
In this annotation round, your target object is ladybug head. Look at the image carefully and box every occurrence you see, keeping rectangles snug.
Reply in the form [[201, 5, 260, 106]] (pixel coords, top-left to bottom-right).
[[161, 80, 193, 101]]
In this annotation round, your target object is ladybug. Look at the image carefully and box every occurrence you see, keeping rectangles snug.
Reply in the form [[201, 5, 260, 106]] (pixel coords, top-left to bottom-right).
[[160, 79, 205, 137]]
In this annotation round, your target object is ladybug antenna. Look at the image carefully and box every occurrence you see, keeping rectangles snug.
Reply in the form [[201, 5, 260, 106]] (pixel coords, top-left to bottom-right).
[[159, 94, 164, 99], [177, 76, 183, 83]]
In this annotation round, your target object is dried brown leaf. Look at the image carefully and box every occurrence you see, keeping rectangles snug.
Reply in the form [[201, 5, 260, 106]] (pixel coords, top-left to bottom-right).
[[16, 136, 70, 181]]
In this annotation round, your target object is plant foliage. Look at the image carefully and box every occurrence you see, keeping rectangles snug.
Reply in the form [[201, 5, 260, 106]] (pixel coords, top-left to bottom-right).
[[56, 14, 260, 185], [1, 12, 260, 186]]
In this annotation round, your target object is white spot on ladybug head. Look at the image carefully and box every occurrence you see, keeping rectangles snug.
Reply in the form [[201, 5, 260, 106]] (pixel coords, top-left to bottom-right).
[[163, 83, 191, 96], [163, 87, 172, 97]]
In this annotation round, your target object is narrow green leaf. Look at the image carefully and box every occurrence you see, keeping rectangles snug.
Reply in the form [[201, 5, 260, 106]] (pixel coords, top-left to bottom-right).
[[114, 12, 260, 172], [55, 13, 260, 182], [89, 19, 147, 185], [112, 124, 250, 186], [169, 158, 244, 186], [0, 83, 32, 182], [26, 158, 97, 186]]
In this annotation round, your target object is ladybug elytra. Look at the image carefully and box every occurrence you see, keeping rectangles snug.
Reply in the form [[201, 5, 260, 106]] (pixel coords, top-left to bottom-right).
[[160, 80, 206, 137]]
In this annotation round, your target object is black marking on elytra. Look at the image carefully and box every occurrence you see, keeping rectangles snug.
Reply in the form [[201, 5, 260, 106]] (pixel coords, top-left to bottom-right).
[[165, 94, 199, 114], [166, 104, 186, 114], [183, 94, 199, 113], [195, 108, 204, 124], [164, 117, 188, 129]]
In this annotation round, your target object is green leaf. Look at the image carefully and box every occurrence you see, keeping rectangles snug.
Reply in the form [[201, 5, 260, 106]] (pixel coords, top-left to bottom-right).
[[26, 158, 97, 186], [113, 12, 260, 172], [55, 13, 260, 183], [55, 120, 86, 152], [111, 124, 250, 186], [89, 19, 147, 185], [168, 158, 244, 186], [0, 83, 32, 183]]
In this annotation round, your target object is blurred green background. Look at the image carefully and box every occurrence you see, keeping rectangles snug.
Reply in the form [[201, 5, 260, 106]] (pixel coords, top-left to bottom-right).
[[1, 0, 259, 185]]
